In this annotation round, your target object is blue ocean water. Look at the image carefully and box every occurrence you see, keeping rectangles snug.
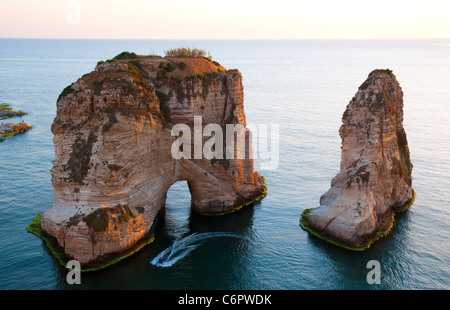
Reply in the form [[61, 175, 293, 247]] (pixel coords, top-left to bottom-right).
[[0, 39, 449, 290]]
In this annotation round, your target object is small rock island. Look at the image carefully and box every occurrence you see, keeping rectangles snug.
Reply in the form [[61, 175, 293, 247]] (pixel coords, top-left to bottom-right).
[[30, 50, 265, 268], [301, 69, 414, 251], [0, 104, 31, 141]]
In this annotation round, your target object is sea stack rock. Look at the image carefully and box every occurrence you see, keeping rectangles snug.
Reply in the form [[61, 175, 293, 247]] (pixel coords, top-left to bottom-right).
[[40, 52, 264, 264], [301, 69, 414, 250]]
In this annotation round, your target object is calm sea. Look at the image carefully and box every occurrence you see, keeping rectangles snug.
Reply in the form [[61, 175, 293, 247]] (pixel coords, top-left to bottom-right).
[[0, 39, 449, 290]]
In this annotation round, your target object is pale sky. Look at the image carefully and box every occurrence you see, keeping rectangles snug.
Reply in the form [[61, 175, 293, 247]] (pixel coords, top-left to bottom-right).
[[0, 0, 450, 39]]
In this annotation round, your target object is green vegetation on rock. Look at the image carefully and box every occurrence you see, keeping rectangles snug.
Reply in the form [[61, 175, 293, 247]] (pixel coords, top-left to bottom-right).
[[165, 63, 175, 72], [165, 47, 210, 58], [177, 61, 187, 70], [300, 188, 416, 251], [58, 84, 76, 102], [26, 213, 156, 272], [26, 214, 68, 268], [0, 104, 28, 120], [113, 51, 138, 60], [82, 204, 136, 232], [65, 131, 97, 184], [201, 176, 267, 216], [155, 90, 171, 119]]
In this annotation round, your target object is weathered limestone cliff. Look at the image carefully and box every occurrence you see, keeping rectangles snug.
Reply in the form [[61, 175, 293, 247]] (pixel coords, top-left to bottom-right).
[[40, 53, 264, 265], [301, 69, 414, 250]]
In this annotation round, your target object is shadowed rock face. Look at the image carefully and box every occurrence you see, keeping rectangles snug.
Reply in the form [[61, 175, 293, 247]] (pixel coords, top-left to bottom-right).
[[306, 69, 413, 248], [41, 55, 263, 264]]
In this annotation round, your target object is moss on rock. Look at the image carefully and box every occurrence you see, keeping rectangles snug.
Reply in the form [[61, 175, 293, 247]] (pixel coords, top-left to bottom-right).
[[65, 131, 97, 184], [82, 204, 136, 232], [300, 188, 416, 251], [27, 213, 156, 272]]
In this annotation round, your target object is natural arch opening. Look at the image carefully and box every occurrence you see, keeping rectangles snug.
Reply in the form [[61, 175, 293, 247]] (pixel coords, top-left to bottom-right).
[[163, 180, 192, 239]]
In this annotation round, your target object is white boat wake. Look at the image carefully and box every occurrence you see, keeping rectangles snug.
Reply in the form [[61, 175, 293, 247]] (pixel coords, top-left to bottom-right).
[[151, 232, 244, 268]]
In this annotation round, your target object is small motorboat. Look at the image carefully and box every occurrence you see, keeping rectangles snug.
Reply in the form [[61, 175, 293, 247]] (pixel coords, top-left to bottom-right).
[[158, 254, 169, 264]]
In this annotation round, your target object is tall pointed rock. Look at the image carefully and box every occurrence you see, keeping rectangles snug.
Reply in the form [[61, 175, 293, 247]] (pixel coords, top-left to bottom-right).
[[301, 69, 414, 250]]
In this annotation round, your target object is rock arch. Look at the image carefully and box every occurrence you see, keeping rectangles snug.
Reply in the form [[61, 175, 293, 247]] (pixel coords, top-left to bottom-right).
[[40, 55, 264, 264]]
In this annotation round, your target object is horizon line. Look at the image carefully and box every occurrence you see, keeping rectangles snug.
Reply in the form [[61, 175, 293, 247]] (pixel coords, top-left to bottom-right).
[[1, 37, 450, 41]]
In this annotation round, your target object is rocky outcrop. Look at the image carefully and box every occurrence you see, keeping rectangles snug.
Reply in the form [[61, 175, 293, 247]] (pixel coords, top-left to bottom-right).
[[40, 53, 264, 265], [0, 104, 31, 141], [0, 121, 32, 141], [0, 103, 27, 120], [301, 69, 414, 250]]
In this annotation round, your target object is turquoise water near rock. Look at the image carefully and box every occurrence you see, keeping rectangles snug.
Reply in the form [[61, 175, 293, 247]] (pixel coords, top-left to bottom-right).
[[0, 39, 449, 289]]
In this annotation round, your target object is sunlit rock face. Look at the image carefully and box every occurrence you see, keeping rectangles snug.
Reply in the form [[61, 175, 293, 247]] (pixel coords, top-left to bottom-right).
[[306, 69, 414, 248], [41, 55, 263, 264]]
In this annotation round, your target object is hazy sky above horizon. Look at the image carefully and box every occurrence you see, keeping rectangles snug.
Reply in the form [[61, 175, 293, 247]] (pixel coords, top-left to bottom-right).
[[1, 0, 450, 40]]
